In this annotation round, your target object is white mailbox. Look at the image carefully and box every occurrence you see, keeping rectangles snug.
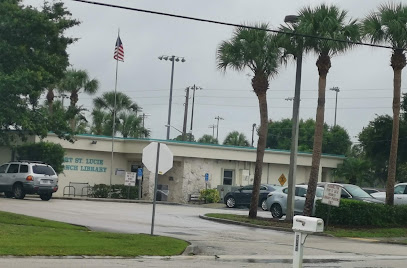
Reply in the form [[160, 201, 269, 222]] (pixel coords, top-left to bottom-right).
[[292, 215, 324, 233]]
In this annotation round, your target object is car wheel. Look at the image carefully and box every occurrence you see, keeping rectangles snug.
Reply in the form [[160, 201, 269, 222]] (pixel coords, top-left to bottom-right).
[[270, 204, 283, 218], [260, 199, 268, 211], [225, 196, 236, 208], [13, 184, 26, 200], [40, 193, 52, 201], [4, 192, 14, 198]]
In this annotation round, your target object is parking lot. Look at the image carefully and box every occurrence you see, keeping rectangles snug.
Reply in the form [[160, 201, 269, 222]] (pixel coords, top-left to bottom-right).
[[1, 197, 407, 267]]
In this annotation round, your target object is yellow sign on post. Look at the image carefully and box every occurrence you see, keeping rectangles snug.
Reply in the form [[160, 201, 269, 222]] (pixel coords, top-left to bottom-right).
[[278, 173, 287, 186]]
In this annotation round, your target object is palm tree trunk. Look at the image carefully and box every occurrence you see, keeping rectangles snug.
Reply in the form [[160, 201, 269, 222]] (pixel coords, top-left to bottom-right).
[[386, 50, 406, 205], [69, 91, 79, 130], [303, 54, 330, 216], [249, 80, 268, 219], [46, 88, 54, 115]]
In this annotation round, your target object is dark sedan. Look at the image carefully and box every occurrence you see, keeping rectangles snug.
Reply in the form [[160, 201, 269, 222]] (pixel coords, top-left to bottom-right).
[[224, 184, 282, 210]]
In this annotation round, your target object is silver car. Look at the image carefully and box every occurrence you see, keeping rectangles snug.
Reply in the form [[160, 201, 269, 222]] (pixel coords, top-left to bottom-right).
[[0, 161, 58, 201], [266, 185, 324, 218], [371, 183, 407, 205]]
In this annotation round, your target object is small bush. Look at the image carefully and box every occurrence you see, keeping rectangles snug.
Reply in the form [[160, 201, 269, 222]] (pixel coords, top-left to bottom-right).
[[316, 199, 407, 227], [199, 189, 220, 203], [91, 184, 139, 199]]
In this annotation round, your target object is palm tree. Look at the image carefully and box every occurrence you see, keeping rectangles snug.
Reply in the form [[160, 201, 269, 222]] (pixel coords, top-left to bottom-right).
[[217, 24, 281, 218], [58, 69, 99, 129], [118, 112, 150, 138], [362, 3, 407, 205], [198, 135, 218, 144], [93, 91, 141, 137], [297, 5, 360, 216], [90, 108, 108, 135], [223, 131, 249, 146]]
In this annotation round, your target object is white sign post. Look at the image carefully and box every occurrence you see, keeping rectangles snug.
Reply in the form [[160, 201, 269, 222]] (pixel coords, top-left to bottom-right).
[[142, 142, 173, 236], [125, 172, 136, 186], [321, 183, 341, 227]]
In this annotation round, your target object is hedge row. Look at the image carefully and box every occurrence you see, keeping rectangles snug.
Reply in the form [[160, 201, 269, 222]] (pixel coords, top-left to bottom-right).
[[91, 184, 139, 199], [315, 199, 407, 227]]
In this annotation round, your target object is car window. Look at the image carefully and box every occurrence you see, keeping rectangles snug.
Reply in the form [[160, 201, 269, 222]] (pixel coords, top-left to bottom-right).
[[343, 185, 371, 198], [341, 189, 351, 198], [242, 185, 253, 191], [260, 186, 267, 191], [7, 164, 19, 173], [316, 188, 324, 198], [32, 165, 55, 176], [19, 165, 28, 173], [394, 185, 406, 194], [282, 188, 288, 194], [295, 187, 307, 197], [0, 164, 8, 174]]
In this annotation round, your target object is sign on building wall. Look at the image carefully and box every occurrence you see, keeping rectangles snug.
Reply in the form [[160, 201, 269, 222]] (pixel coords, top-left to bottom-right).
[[63, 157, 107, 173]]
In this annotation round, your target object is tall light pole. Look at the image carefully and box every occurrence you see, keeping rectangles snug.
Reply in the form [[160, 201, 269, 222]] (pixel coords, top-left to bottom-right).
[[251, 123, 256, 147], [189, 84, 202, 141], [284, 15, 303, 222], [159, 55, 186, 140], [215, 116, 224, 141], [182, 87, 190, 141], [330, 87, 340, 127]]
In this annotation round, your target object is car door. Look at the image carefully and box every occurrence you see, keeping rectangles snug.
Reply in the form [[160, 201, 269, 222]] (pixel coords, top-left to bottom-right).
[[240, 185, 253, 205], [0, 164, 9, 191], [6, 164, 20, 186], [294, 187, 307, 214], [394, 184, 407, 205]]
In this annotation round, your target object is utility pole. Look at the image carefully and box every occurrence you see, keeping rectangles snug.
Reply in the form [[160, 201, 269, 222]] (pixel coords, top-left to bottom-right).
[[182, 87, 190, 141], [189, 84, 202, 141], [140, 113, 151, 138], [214, 116, 224, 141], [330, 86, 340, 127], [209, 124, 217, 137], [251, 123, 256, 147]]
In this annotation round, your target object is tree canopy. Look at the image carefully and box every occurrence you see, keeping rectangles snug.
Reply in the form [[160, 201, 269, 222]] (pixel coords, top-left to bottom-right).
[[0, 0, 79, 144], [223, 131, 250, 146]]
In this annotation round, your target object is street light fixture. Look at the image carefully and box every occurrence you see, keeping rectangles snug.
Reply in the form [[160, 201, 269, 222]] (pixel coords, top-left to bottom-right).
[[330, 86, 340, 127], [159, 55, 186, 140], [284, 14, 304, 221], [165, 124, 183, 134]]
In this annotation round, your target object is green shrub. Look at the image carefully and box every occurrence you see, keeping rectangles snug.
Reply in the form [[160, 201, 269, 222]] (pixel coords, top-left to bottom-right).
[[315, 199, 407, 227], [199, 189, 220, 203], [14, 142, 65, 174], [91, 184, 139, 199]]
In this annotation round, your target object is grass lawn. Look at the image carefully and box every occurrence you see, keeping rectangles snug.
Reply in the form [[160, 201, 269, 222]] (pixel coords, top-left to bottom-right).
[[0, 211, 188, 256], [205, 213, 407, 243]]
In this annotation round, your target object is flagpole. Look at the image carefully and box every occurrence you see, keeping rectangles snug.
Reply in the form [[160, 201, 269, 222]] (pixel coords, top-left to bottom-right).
[[110, 29, 120, 189]]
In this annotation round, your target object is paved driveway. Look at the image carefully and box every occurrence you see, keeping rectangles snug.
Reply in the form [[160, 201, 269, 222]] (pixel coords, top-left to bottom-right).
[[1, 198, 407, 267]]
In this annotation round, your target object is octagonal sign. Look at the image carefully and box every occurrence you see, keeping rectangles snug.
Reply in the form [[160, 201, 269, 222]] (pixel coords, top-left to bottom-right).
[[142, 142, 173, 175]]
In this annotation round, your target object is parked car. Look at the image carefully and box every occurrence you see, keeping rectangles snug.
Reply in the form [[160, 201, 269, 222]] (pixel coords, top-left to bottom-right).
[[371, 183, 407, 205], [317, 182, 384, 204], [224, 184, 282, 210], [362, 188, 383, 195], [0, 160, 58, 201], [266, 185, 324, 218]]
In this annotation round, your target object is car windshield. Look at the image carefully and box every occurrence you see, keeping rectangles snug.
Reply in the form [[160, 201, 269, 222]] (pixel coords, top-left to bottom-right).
[[343, 185, 371, 198], [316, 188, 324, 198], [33, 165, 55, 176]]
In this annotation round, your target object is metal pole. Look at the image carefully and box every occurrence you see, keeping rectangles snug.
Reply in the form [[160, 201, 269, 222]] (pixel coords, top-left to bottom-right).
[[293, 232, 306, 268], [151, 143, 161, 236], [166, 56, 175, 140], [334, 91, 338, 127], [251, 123, 256, 147], [109, 30, 120, 189], [189, 85, 196, 141], [182, 87, 190, 141], [286, 52, 303, 221]]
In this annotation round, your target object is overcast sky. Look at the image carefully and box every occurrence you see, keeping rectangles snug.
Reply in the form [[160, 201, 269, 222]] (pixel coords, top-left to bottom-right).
[[25, 0, 406, 145]]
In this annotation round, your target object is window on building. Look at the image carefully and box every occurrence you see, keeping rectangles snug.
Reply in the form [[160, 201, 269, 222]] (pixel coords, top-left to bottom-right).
[[223, 170, 234, 185]]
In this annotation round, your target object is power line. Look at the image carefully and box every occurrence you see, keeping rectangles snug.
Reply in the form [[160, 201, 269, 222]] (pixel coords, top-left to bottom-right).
[[72, 0, 404, 51]]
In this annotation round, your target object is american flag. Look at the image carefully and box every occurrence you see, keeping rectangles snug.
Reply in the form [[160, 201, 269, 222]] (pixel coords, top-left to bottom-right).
[[114, 36, 124, 62]]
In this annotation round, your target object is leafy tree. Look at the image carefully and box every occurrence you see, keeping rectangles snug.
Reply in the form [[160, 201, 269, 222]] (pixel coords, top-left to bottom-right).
[[58, 69, 99, 129], [198, 135, 218, 144], [362, 3, 407, 205], [174, 134, 195, 142], [297, 5, 360, 216], [266, 119, 351, 155], [14, 142, 65, 174], [217, 24, 282, 218], [223, 131, 250, 146], [334, 157, 370, 185], [0, 0, 79, 144]]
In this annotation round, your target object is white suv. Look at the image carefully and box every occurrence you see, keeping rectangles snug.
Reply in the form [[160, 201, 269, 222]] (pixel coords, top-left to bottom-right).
[[0, 161, 58, 201]]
